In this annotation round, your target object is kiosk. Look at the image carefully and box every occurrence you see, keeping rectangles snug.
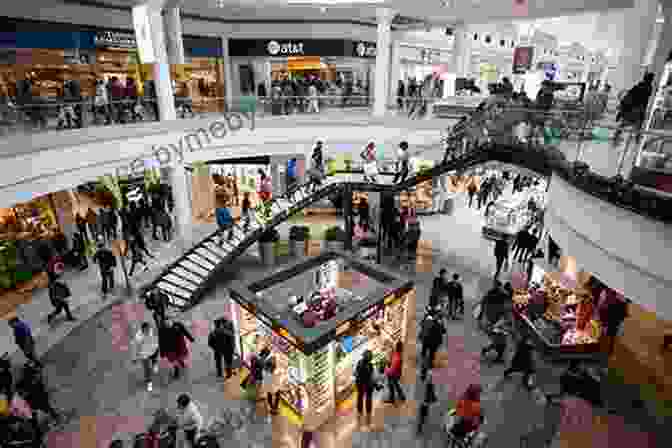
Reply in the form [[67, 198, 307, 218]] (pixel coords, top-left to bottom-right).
[[227, 251, 414, 430]]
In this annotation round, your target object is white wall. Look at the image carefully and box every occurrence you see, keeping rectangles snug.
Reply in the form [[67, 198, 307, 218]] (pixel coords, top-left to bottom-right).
[[546, 175, 672, 319]]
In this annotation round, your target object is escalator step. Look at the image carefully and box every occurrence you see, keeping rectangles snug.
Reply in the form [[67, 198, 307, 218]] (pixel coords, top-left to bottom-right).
[[195, 247, 222, 264], [157, 282, 192, 300], [173, 266, 205, 284], [203, 242, 230, 258], [180, 260, 210, 277], [187, 253, 216, 270], [164, 273, 199, 291]]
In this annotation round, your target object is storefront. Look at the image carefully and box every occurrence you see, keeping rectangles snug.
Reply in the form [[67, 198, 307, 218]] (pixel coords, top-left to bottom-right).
[[398, 44, 451, 85], [228, 252, 414, 430], [0, 18, 224, 102], [227, 39, 377, 98]]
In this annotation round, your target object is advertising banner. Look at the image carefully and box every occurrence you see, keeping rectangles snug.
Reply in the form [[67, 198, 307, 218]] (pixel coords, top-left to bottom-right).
[[513, 46, 534, 74]]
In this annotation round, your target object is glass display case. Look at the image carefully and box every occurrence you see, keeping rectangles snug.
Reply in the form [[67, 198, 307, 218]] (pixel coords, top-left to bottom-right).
[[228, 252, 413, 430]]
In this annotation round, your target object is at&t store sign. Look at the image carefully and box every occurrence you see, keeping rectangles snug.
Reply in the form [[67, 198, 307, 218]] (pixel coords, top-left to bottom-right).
[[266, 40, 305, 56]]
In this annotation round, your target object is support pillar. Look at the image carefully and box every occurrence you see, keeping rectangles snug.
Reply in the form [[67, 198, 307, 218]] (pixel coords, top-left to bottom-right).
[[609, 0, 658, 93], [389, 41, 402, 108], [647, 4, 672, 111], [133, 2, 176, 120], [373, 8, 395, 117], [170, 162, 192, 252], [163, 7, 185, 65], [343, 185, 354, 251], [452, 23, 467, 78], [221, 36, 234, 112]]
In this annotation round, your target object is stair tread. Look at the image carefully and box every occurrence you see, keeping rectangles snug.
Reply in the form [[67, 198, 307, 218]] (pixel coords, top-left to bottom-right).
[[157, 282, 192, 299], [186, 253, 216, 270], [164, 274, 199, 290], [180, 260, 210, 277], [172, 267, 205, 284]]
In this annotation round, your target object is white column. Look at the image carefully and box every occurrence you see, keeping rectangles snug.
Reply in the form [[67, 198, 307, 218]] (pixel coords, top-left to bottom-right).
[[134, 2, 177, 121], [460, 26, 473, 77], [389, 40, 402, 107], [170, 162, 192, 250], [452, 23, 466, 77], [373, 8, 395, 117], [163, 7, 185, 65], [609, 0, 658, 92], [221, 37, 234, 111]]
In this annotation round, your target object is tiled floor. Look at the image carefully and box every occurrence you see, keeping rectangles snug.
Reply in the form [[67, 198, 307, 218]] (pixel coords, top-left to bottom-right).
[[3, 182, 667, 448]]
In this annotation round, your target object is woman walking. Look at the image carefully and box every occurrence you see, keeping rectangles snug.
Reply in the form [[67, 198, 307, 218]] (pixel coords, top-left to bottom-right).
[[384, 341, 406, 404], [162, 320, 195, 380], [361, 141, 378, 183]]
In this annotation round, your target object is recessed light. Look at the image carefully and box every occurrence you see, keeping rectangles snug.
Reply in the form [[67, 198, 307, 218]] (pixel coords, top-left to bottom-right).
[[320, 6, 327, 12]]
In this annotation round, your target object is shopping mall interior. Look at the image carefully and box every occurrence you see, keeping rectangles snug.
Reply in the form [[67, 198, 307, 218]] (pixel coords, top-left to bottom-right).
[[0, 0, 671, 447]]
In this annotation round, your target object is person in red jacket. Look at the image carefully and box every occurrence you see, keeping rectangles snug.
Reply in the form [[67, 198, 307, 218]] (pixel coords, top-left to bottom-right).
[[384, 341, 406, 404]]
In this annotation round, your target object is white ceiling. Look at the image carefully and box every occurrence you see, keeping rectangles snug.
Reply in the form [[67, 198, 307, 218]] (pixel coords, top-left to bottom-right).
[[80, 0, 636, 25]]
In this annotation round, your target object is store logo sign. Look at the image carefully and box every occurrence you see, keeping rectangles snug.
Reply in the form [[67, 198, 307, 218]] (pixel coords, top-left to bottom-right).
[[267, 40, 304, 56], [94, 31, 137, 48], [355, 42, 376, 58]]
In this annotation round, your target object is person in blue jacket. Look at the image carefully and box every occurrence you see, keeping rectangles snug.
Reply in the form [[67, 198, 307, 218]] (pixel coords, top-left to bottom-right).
[[216, 206, 234, 242]]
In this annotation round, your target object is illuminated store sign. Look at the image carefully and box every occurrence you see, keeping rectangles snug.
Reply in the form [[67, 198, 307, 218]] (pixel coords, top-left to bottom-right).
[[229, 39, 376, 58], [266, 40, 305, 56]]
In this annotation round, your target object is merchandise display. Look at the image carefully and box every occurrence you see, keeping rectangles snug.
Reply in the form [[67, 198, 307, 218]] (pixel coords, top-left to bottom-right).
[[228, 252, 413, 429], [513, 271, 604, 356]]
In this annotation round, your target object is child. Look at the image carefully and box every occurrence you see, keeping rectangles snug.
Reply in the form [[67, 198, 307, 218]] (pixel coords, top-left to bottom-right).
[[417, 369, 438, 434], [241, 192, 252, 232]]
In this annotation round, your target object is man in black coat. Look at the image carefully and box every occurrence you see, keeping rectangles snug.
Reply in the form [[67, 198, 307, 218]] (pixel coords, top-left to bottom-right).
[[503, 337, 535, 389], [419, 315, 445, 380], [208, 319, 236, 378], [494, 238, 510, 279], [512, 228, 530, 262]]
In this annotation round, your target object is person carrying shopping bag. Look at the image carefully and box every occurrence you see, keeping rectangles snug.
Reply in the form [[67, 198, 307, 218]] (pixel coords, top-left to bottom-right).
[[384, 341, 406, 405], [360, 141, 378, 183], [176, 394, 203, 448], [134, 322, 159, 392]]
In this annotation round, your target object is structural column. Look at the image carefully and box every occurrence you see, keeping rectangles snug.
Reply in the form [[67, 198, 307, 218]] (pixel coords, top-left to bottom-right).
[[451, 22, 466, 77], [389, 41, 402, 108], [170, 162, 192, 250], [649, 4, 672, 91], [133, 1, 177, 121], [373, 8, 395, 117], [608, 0, 658, 92], [221, 37, 234, 111], [163, 6, 185, 65]]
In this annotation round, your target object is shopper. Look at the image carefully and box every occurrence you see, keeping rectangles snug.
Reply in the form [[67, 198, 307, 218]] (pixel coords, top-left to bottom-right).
[[165, 320, 195, 379], [481, 316, 510, 363], [145, 288, 169, 329], [416, 368, 438, 435], [75, 213, 89, 242], [86, 208, 99, 241], [310, 140, 325, 192], [208, 319, 236, 379], [393, 141, 410, 184], [360, 141, 378, 183], [354, 350, 375, 427], [92, 238, 117, 298], [429, 269, 448, 309], [155, 208, 172, 242], [615, 72, 655, 140], [176, 394, 203, 448], [72, 231, 88, 270], [257, 169, 272, 203], [476, 182, 488, 210], [446, 273, 464, 320], [16, 361, 60, 432], [47, 279, 75, 324], [494, 238, 509, 279], [384, 341, 406, 404], [449, 384, 483, 439], [134, 322, 159, 392], [482, 281, 507, 330], [8, 318, 41, 367], [522, 229, 540, 262], [512, 228, 531, 263], [419, 314, 445, 380], [128, 236, 150, 277], [503, 337, 535, 390], [467, 181, 477, 208]]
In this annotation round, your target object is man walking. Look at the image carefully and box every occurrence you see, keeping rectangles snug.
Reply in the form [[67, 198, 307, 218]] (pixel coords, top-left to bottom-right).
[[446, 273, 464, 320], [208, 318, 236, 379], [512, 228, 531, 263], [92, 238, 117, 298], [393, 141, 410, 184], [467, 182, 477, 208], [145, 288, 169, 328], [494, 238, 510, 279], [419, 314, 445, 380], [8, 318, 42, 367]]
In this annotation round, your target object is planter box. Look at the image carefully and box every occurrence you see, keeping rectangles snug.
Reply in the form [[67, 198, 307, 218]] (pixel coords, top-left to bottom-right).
[[258, 241, 276, 266], [289, 240, 308, 257], [323, 240, 345, 252]]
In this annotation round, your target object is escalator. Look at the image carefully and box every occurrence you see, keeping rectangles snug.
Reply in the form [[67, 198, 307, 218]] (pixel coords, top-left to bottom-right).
[[142, 147, 490, 310]]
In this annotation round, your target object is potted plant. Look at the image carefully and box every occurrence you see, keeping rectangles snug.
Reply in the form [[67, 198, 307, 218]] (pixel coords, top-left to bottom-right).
[[289, 225, 311, 257], [323, 226, 346, 252], [258, 228, 280, 266]]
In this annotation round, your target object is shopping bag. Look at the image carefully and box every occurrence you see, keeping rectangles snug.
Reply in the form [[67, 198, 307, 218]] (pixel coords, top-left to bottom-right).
[[0, 394, 9, 416], [10, 396, 33, 418]]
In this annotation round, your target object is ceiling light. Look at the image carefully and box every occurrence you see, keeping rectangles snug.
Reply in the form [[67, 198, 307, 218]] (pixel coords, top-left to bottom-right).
[[320, 6, 327, 12]]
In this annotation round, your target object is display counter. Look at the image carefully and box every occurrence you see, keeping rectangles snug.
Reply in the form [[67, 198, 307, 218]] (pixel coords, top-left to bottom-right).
[[512, 271, 607, 363], [228, 251, 413, 430]]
